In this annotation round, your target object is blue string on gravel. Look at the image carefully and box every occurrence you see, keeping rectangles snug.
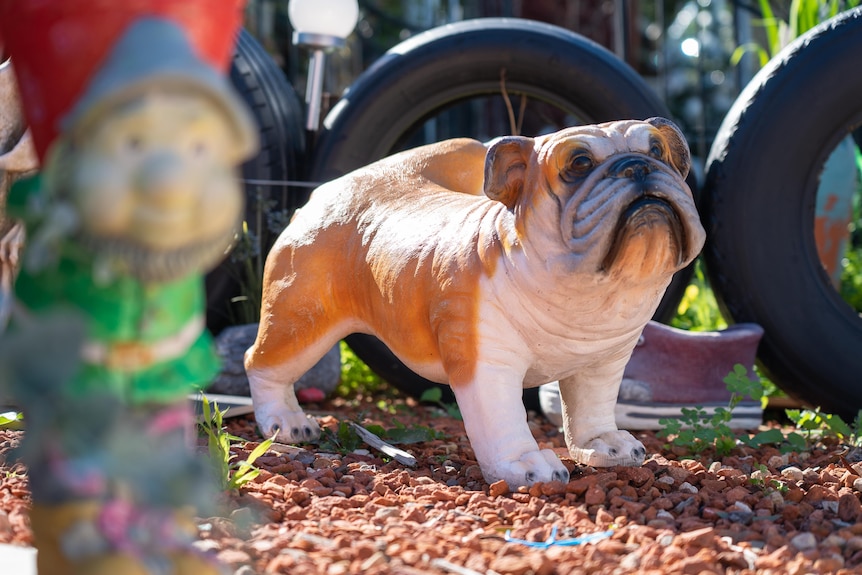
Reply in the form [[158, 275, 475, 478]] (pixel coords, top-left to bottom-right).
[[504, 526, 615, 548]]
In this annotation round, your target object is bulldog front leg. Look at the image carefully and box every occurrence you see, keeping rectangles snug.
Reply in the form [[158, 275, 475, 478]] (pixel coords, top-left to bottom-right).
[[451, 364, 569, 487], [559, 365, 646, 467]]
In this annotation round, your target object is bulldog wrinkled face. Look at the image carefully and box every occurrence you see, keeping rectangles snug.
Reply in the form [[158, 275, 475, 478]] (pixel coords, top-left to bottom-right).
[[539, 118, 705, 279]]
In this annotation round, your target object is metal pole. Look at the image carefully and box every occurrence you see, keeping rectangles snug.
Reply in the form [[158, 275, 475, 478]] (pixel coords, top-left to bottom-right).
[[305, 48, 326, 132]]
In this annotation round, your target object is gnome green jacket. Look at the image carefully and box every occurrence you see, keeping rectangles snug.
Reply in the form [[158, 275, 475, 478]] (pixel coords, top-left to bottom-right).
[[9, 175, 219, 404]]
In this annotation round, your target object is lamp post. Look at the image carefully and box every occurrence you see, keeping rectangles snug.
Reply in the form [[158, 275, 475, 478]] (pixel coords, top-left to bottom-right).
[[288, 0, 360, 132]]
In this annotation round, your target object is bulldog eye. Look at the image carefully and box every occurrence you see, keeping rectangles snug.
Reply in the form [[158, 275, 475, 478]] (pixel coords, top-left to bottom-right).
[[564, 151, 594, 180], [648, 139, 664, 160]]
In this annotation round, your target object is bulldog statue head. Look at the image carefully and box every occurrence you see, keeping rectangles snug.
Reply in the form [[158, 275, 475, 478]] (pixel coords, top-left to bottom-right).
[[245, 118, 705, 487], [485, 117, 701, 296]]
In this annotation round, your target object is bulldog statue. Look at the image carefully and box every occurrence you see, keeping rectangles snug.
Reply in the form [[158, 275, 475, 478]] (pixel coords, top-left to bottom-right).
[[246, 118, 706, 487]]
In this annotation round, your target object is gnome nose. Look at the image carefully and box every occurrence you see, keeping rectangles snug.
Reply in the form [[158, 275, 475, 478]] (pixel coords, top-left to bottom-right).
[[137, 153, 194, 210], [609, 156, 653, 182]]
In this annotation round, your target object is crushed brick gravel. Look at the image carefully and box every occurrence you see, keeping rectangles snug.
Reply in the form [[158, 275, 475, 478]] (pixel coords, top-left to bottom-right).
[[2, 394, 862, 574]]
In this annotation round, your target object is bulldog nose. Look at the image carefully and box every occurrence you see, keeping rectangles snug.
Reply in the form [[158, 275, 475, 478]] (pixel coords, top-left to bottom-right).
[[609, 157, 653, 182]]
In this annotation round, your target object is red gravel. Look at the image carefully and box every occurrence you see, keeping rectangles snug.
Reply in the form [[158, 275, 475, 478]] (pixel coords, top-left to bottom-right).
[[3, 395, 862, 574]]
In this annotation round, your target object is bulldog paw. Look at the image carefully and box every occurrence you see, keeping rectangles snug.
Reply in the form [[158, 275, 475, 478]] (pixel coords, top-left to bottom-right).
[[569, 430, 646, 467], [493, 449, 570, 487], [255, 406, 321, 444]]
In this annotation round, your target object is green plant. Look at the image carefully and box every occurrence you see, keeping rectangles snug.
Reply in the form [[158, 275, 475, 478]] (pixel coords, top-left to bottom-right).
[[316, 418, 445, 455], [732, 0, 861, 66], [841, 246, 862, 312], [671, 259, 727, 332], [659, 364, 792, 456], [419, 387, 462, 420], [657, 363, 862, 456], [363, 419, 446, 444], [839, 145, 862, 312], [723, 367, 806, 449], [658, 405, 738, 456], [337, 341, 387, 398], [724, 363, 768, 410], [749, 463, 789, 494], [224, 188, 294, 326], [198, 395, 274, 491], [0, 411, 22, 430], [749, 463, 769, 487], [785, 407, 862, 447], [225, 219, 264, 326], [318, 420, 365, 454]]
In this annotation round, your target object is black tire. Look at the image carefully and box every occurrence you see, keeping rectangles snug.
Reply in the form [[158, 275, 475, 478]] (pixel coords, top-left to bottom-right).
[[206, 29, 307, 334], [703, 8, 862, 417], [311, 18, 694, 405]]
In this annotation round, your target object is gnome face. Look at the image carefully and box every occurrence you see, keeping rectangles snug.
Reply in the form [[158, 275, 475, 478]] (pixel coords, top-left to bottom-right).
[[67, 89, 243, 252], [41, 86, 247, 282]]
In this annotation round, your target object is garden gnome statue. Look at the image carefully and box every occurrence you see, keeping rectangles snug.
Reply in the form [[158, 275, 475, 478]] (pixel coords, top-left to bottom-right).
[[0, 1, 256, 573]]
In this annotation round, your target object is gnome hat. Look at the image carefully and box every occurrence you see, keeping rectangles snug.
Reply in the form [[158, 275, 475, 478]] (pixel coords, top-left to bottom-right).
[[63, 18, 257, 164], [0, 0, 247, 162]]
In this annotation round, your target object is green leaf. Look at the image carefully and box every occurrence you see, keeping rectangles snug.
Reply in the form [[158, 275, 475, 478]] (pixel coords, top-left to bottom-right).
[[782, 432, 807, 453], [420, 387, 443, 403], [744, 428, 786, 447], [715, 436, 737, 456], [384, 425, 442, 444], [364, 424, 387, 437], [822, 413, 852, 438], [852, 410, 862, 445], [0, 411, 23, 430], [758, 0, 781, 56], [730, 44, 770, 67], [228, 466, 260, 490], [245, 436, 275, 466], [658, 417, 681, 438], [723, 364, 764, 401]]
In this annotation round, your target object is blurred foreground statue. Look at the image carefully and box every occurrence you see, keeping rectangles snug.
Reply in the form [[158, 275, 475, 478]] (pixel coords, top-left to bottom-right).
[[0, 1, 256, 573]]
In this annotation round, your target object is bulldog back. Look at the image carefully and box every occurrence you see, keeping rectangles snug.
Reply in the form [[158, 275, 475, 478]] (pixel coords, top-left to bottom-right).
[[249, 138, 507, 384]]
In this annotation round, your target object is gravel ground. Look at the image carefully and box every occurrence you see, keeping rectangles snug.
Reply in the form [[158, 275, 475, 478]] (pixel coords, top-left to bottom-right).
[[2, 394, 862, 574]]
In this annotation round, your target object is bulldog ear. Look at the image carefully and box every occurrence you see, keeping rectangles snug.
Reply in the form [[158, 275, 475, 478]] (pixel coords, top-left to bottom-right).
[[646, 117, 691, 179], [483, 136, 532, 209]]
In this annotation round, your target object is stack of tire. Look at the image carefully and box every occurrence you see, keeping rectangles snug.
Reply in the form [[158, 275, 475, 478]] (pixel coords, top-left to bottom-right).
[[215, 12, 862, 417]]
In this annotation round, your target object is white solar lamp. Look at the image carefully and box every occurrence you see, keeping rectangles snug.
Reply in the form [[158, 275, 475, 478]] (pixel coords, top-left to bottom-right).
[[288, 0, 360, 131]]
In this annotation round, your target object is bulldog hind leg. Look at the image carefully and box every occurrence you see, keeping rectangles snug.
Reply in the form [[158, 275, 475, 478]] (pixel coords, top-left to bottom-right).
[[244, 313, 345, 444], [451, 365, 570, 487]]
